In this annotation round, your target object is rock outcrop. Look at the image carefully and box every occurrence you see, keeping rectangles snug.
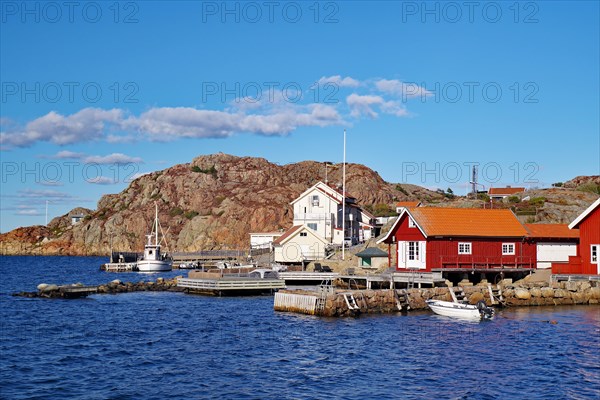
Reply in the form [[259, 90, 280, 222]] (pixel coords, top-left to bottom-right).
[[0, 153, 442, 255]]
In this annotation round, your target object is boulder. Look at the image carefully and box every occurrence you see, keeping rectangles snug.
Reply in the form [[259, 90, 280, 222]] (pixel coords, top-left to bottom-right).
[[37, 283, 48, 291], [469, 292, 485, 304], [541, 287, 554, 298], [530, 288, 542, 298], [515, 288, 531, 300]]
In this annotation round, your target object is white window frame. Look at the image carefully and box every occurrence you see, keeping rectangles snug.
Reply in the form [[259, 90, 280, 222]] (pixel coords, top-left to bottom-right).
[[408, 217, 416, 228], [502, 243, 515, 255], [408, 241, 420, 261], [312, 195, 320, 206], [307, 223, 317, 231], [458, 242, 472, 255], [591, 244, 599, 264]]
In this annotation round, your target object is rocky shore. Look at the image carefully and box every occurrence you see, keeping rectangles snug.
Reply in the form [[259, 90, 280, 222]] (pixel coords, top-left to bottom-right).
[[13, 277, 184, 298]]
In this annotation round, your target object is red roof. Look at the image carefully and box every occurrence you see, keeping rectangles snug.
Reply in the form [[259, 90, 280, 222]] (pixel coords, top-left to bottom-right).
[[396, 201, 421, 208], [569, 197, 600, 229], [272, 225, 303, 245], [409, 208, 528, 237], [525, 224, 579, 239], [488, 187, 525, 196]]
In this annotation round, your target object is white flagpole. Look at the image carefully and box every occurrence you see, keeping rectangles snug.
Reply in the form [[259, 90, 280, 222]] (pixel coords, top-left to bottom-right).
[[342, 129, 346, 261], [45, 200, 48, 225]]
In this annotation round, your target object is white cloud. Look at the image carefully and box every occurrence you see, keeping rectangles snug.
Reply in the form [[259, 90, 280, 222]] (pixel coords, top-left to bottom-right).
[[83, 153, 143, 165], [374, 79, 432, 99], [317, 75, 360, 88], [18, 189, 75, 200], [346, 94, 385, 118], [87, 176, 117, 185], [15, 208, 43, 216], [50, 150, 85, 159], [0, 108, 123, 148], [124, 104, 342, 139]]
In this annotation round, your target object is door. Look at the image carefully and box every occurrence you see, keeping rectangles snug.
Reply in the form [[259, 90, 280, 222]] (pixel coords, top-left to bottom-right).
[[398, 241, 426, 269]]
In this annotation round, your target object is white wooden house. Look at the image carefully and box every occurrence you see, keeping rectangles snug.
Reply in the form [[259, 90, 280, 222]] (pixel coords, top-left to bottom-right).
[[273, 225, 329, 263], [290, 181, 373, 245]]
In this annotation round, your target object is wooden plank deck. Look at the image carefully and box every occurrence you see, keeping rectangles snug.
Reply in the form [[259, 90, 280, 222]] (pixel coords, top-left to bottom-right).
[[177, 277, 285, 295], [278, 272, 339, 282]]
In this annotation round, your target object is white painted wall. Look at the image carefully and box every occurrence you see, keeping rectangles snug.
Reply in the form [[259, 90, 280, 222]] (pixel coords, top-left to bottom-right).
[[274, 230, 327, 263], [250, 233, 282, 249], [536, 242, 577, 269]]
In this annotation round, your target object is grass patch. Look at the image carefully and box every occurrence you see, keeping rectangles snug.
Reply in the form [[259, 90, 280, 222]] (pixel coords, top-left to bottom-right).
[[395, 184, 409, 196], [191, 165, 217, 176], [184, 211, 199, 219]]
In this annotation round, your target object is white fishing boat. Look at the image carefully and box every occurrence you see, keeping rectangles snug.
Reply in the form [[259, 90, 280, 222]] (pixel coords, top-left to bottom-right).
[[137, 203, 172, 272], [426, 299, 494, 320]]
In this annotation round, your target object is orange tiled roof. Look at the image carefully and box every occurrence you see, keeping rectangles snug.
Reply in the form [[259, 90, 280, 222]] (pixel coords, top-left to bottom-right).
[[396, 201, 421, 208], [525, 224, 579, 239], [488, 187, 525, 195], [410, 208, 528, 237], [272, 225, 303, 245]]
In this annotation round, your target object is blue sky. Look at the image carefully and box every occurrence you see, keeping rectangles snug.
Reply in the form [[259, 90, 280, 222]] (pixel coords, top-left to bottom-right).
[[1, 1, 599, 232]]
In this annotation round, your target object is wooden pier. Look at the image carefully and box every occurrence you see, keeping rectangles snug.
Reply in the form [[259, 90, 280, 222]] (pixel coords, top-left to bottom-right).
[[338, 271, 445, 289], [177, 277, 285, 296], [278, 272, 339, 283], [101, 262, 138, 272], [274, 292, 318, 314]]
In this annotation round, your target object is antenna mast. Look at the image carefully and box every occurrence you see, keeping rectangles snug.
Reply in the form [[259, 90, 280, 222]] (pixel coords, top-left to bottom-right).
[[342, 129, 346, 261]]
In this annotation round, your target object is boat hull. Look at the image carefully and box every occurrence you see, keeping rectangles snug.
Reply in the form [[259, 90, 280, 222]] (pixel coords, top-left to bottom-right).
[[426, 300, 483, 320], [137, 260, 172, 272]]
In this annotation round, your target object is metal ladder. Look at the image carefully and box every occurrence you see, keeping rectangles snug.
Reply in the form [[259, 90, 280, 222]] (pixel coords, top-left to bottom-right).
[[394, 289, 410, 311], [487, 284, 504, 306], [316, 279, 334, 314], [407, 269, 417, 289], [342, 293, 360, 310]]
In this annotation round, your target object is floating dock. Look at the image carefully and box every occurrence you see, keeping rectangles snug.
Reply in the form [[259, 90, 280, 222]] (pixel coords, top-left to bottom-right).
[[177, 277, 285, 296]]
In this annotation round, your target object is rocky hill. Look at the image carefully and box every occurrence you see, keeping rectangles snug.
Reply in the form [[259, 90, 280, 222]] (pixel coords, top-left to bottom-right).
[[1, 153, 597, 256], [0, 153, 444, 255]]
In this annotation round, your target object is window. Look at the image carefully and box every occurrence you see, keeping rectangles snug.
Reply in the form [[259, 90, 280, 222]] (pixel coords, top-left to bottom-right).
[[592, 245, 599, 264], [408, 241, 419, 260], [312, 195, 320, 206], [458, 242, 471, 255], [300, 232, 308, 237], [408, 217, 416, 228], [502, 243, 515, 255], [307, 223, 317, 231], [361, 257, 372, 267]]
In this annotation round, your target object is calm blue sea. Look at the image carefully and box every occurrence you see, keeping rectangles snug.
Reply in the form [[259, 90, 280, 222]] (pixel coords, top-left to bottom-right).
[[1, 256, 599, 399]]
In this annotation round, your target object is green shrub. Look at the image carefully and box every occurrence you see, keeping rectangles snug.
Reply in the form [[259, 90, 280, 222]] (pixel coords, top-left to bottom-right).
[[529, 197, 546, 207], [577, 183, 600, 195], [169, 207, 184, 217], [477, 193, 490, 202], [191, 165, 217, 175], [372, 203, 396, 217], [508, 195, 520, 203], [395, 184, 409, 196], [184, 211, 199, 219]]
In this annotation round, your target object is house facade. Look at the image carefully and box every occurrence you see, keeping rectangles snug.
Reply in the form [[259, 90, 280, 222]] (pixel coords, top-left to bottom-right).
[[273, 225, 329, 263], [378, 208, 535, 272], [291, 181, 373, 245], [552, 198, 600, 275], [525, 224, 579, 269]]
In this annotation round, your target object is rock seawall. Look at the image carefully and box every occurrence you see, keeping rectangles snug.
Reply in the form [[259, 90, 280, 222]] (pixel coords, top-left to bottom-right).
[[292, 280, 600, 317]]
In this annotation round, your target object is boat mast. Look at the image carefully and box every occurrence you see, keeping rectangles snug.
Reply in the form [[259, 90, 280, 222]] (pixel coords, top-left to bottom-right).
[[154, 202, 159, 246]]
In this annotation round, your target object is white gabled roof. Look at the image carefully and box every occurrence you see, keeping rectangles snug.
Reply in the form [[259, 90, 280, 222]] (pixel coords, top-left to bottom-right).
[[376, 208, 427, 244], [569, 197, 600, 229]]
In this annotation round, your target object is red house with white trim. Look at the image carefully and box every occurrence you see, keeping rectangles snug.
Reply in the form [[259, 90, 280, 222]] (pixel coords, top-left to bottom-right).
[[552, 198, 600, 275], [377, 208, 535, 272]]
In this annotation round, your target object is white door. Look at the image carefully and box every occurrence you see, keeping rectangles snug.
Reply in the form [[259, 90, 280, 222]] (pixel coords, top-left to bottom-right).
[[399, 241, 426, 269]]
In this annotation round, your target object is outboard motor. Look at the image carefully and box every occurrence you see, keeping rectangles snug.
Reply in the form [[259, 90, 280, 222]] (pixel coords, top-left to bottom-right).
[[476, 300, 495, 319]]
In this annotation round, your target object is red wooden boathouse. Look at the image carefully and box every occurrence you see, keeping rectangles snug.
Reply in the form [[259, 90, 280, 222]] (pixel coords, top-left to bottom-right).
[[552, 198, 600, 275], [377, 208, 535, 272]]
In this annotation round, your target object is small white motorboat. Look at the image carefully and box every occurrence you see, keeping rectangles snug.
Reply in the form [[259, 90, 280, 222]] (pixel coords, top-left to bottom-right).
[[426, 299, 494, 320]]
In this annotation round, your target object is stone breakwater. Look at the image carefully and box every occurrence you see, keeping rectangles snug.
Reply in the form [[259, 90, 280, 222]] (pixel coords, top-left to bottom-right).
[[13, 278, 184, 298], [279, 280, 600, 317]]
